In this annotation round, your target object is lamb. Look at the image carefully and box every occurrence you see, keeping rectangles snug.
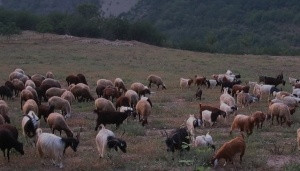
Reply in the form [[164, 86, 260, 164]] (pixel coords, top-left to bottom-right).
[[194, 132, 215, 150], [21, 110, 40, 145], [230, 114, 255, 136], [114, 78, 127, 93], [211, 133, 246, 168], [180, 78, 193, 89], [45, 87, 67, 99], [47, 112, 74, 137], [38, 104, 55, 122], [147, 74, 166, 90], [36, 128, 80, 168], [95, 124, 127, 158], [236, 91, 258, 109], [186, 114, 201, 142], [93, 109, 132, 130], [22, 99, 38, 115], [136, 98, 152, 126], [46, 71, 54, 79], [130, 82, 151, 98], [220, 101, 237, 120], [124, 89, 139, 108], [94, 98, 116, 112], [48, 96, 71, 118], [0, 126, 24, 162], [0, 100, 10, 123], [61, 90, 75, 105], [268, 102, 292, 127], [251, 111, 267, 129]]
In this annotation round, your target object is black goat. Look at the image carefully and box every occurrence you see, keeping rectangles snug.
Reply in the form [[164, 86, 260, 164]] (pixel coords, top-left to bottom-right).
[[94, 109, 132, 131], [0, 127, 24, 162], [164, 128, 190, 160]]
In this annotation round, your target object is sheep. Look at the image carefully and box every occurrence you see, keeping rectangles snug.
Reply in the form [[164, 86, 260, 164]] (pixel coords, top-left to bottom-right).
[[130, 82, 151, 98], [93, 109, 132, 130], [251, 111, 267, 129], [195, 87, 202, 100], [115, 96, 130, 110], [201, 110, 226, 127], [12, 78, 25, 97], [9, 71, 25, 81], [211, 133, 245, 168], [31, 74, 46, 87], [164, 128, 190, 160], [194, 132, 215, 150], [77, 73, 88, 85], [22, 99, 38, 116], [236, 91, 258, 109], [96, 85, 106, 98], [0, 126, 24, 162], [69, 84, 94, 102], [124, 89, 139, 109], [36, 128, 80, 168], [4, 80, 14, 92], [0, 85, 14, 100], [96, 79, 114, 87], [14, 68, 25, 74], [25, 79, 36, 89], [136, 98, 152, 126], [94, 98, 116, 112], [66, 74, 81, 86], [194, 75, 206, 86], [147, 74, 166, 90], [40, 78, 61, 102], [0, 114, 5, 125], [38, 104, 55, 122], [20, 89, 34, 109], [268, 102, 292, 127], [220, 101, 237, 120], [230, 114, 255, 136], [95, 124, 127, 158], [61, 90, 75, 105], [21, 110, 40, 145], [180, 78, 193, 89], [46, 71, 54, 79], [205, 79, 221, 88], [48, 96, 71, 118], [45, 87, 67, 99], [114, 78, 127, 93], [25, 85, 39, 105], [47, 112, 74, 137], [297, 128, 300, 150], [0, 100, 10, 123], [76, 88, 94, 102], [273, 91, 292, 100], [103, 86, 121, 102], [186, 114, 201, 142]]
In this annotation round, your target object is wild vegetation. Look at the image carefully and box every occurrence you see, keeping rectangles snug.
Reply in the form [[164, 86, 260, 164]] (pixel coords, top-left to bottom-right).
[[0, 32, 300, 170]]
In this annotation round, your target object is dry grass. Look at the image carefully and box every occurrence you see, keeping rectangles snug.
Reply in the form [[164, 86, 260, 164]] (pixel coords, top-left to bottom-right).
[[0, 31, 300, 170]]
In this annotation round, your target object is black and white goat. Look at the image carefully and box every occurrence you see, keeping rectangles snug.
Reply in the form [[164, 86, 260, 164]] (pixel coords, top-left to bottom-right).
[[164, 127, 190, 160], [95, 124, 127, 158], [36, 128, 81, 168], [21, 110, 40, 145]]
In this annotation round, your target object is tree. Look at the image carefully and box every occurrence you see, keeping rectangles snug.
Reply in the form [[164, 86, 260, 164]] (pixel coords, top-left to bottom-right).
[[36, 19, 53, 38], [0, 22, 20, 43], [76, 4, 100, 19]]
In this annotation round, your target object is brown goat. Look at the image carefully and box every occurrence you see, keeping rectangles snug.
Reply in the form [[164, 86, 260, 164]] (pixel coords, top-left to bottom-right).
[[231, 85, 250, 97], [195, 75, 206, 86], [251, 111, 266, 129], [230, 114, 255, 136]]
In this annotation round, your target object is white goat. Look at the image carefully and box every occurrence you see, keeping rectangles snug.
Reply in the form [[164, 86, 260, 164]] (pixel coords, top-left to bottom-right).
[[36, 128, 80, 168], [186, 114, 201, 142], [195, 132, 216, 150]]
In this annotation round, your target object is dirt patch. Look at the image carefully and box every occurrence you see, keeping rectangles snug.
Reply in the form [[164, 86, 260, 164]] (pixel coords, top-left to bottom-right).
[[267, 155, 300, 170]]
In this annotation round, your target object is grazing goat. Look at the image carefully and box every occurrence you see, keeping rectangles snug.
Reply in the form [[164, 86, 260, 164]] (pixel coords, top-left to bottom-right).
[[268, 102, 292, 127], [195, 132, 215, 150], [0, 127, 24, 162], [186, 114, 201, 142], [180, 78, 193, 89], [205, 79, 221, 88], [251, 111, 267, 129], [36, 128, 80, 168], [236, 91, 258, 109], [21, 111, 40, 145], [199, 103, 226, 122], [164, 128, 190, 160], [194, 75, 206, 87], [95, 124, 127, 158], [202, 110, 226, 127], [211, 133, 245, 168]]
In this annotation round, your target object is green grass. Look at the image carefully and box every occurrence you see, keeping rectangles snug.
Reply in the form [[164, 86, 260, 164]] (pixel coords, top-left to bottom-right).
[[0, 31, 300, 170]]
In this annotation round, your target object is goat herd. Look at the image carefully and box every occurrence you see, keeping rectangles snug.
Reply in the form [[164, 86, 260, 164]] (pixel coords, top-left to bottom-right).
[[0, 68, 300, 169]]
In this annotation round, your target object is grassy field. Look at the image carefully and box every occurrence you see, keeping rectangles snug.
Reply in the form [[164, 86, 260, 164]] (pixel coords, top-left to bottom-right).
[[0, 31, 300, 171]]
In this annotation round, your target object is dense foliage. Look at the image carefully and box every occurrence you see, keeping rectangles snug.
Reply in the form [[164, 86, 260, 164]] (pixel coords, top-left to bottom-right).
[[122, 0, 300, 55], [0, 5, 165, 46]]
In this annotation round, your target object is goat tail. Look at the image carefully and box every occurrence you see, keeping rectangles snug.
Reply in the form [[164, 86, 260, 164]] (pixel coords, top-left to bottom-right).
[[36, 128, 43, 137]]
